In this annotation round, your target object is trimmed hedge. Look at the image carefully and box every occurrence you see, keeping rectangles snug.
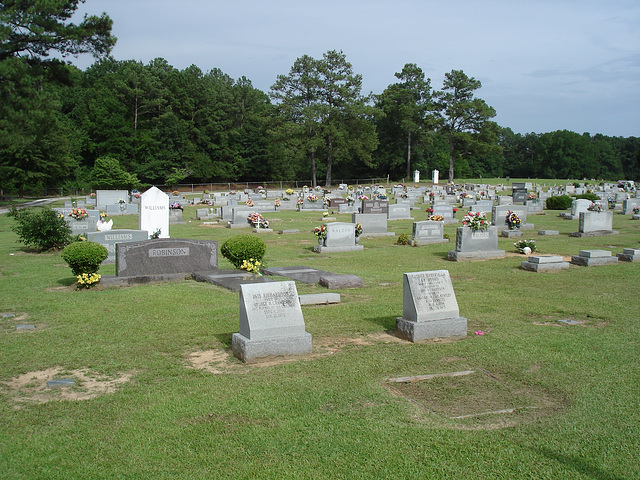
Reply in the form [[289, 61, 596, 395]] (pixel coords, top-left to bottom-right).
[[220, 235, 266, 269], [61, 241, 108, 276], [545, 195, 573, 210]]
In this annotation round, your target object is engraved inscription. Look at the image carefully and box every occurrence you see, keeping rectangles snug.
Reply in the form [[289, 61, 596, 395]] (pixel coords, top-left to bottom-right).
[[148, 247, 190, 257]]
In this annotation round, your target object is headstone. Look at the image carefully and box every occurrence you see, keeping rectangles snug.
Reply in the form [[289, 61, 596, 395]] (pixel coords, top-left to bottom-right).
[[492, 205, 531, 230], [228, 207, 255, 228], [106, 203, 138, 216], [361, 200, 388, 214], [96, 190, 129, 210], [470, 200, 493, 213], [498, 196, 513, 205], [328, 198, 346, 208], [352, 213, 394, 237], [140, 186, 169, 238], [114, 238, 217, 278], [571, 211, 616, 237], [232, 281, 312, 363], [387, 204, 412, 220], [410, 220, 448, 246], [314, 222, 364, 253], [520, 255, 569, 272], [396, 270, 467, 342], [570, 249, 618, 267], [566, 199, 591, 219], [447, 227, 505, 261], [66, 217, 97, 235], [432, 204, 457, 223], [432, 169, 439, 184], [622, 198, 640, 215], [87, 229, 149, 264]]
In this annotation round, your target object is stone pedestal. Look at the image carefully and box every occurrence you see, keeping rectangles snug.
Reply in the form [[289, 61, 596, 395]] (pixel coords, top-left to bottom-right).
[[570, 250, 618, 266], [232, 333, 312, 363], [521, 255, 569, 272], [616, 248, 640, 262], [501, 229, 523, 238]]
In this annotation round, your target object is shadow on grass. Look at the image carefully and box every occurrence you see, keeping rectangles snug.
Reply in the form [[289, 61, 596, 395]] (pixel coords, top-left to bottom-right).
[[214, 332, 233, 348], [536, 448, 628, 480], [56, 277, 77, 286], [364, 315, 398, 330]]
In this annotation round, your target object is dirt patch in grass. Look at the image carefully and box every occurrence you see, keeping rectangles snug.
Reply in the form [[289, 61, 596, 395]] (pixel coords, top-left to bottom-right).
[[1, 367, 135, 408], [385, 368, 564, 430], [186, 331, 406, 373]]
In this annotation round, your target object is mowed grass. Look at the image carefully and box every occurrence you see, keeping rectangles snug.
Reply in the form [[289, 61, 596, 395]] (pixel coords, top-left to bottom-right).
[[0, 201, 639, 479]]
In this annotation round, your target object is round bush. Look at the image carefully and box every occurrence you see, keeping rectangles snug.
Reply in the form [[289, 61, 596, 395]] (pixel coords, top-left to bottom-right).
[[10, 208, 71, 251], [545, 195, 573, 210], [221, 235, 266, 269], [61, 241, 108, 276]]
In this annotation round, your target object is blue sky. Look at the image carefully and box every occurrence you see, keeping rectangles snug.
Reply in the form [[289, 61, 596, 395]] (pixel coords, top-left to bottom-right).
[[71, 0, 639, 137]]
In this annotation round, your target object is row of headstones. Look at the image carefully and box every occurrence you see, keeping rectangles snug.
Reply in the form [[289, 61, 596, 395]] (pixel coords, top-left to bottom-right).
[[234, 269, 467, 362]]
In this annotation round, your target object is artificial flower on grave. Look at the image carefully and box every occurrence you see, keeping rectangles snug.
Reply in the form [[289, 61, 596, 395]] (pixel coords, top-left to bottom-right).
[[99, 212, 109, 221], [354, 223, 363, 237], [313, 225, 327, 239], [346, 195, 354, 203], [68, 208, 89, 220], [633, 206, 640, 214], [285, 188, 295, 196], [274, 198, 281, 207], [429, 215, 445, 222], [307, 194, 318, 202], [118, 199, 126, 204], [296, 197, 304, 206], [514, 239, 537, 254], [247, 212, 269, 228], [429, 192, 434, 198], [133, 192, 141, 199], [89, 192, 96, 198], [506, 211, 521, 230], [462, 211, 489, 231], [245, 198, 254, 207], [150, 229, 161, 239], [169, 202, 183, 210], [527, 193, 538, 201], [240, 258, 262, 275], [76, 273, 101, 290], [358, 195, 368, 200], [587, 202, 604, 212], [323, 197, 330, 206], [425, 207, 433, 215], [172, 190, 180, 196]]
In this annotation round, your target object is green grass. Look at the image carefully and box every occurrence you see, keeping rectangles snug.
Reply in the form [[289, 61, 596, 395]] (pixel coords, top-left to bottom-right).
[[1, 203, 639, 479]]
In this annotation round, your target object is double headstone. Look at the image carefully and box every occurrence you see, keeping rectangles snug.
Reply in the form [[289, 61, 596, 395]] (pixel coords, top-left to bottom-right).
[[314, 222, 364, 253], [571, 211, 616, 237], [87, 229, 149, 264], [352, 213, 394, 237], [396, 270, 467, 342]]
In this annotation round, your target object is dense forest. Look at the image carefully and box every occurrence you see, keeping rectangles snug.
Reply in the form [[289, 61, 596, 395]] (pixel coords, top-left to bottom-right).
[[1, 2, 638, 195]]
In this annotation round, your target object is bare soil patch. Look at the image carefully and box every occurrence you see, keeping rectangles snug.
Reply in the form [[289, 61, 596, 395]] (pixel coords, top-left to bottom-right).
[[1, 367, 135, 407]]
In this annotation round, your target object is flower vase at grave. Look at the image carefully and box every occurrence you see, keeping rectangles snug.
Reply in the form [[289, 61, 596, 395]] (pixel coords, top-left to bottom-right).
[[355, 236, 359, 244]]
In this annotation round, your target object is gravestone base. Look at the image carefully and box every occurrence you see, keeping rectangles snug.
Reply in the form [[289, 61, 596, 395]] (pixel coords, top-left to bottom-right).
[[395, 317, 467, 342], [538, 230, 559, 235], [633, 214, 639, 220], [521, 255, 569, 272], [100, 273, 190, 286], [318, 274, 363, 289], [570, 230, 618, 237], [501, 229, 523, 238], [616, 248, 640, 262], [410, 238, 449, 246], [570, 250, 618, 266], [313, 245, 364, 253], [232, 332, 312, 363], [278, 229, 300, 234], [447, 250, 505, 261]]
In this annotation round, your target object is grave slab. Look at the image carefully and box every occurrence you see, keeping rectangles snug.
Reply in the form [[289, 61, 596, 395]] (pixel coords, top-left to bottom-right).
[[538, 230, 559, 235], [47, 379, 75, 388], [319, 274, 363, 289], [298, 293, 341, 305], [520, 255, 569, 272], [191, 270, 274, 292]]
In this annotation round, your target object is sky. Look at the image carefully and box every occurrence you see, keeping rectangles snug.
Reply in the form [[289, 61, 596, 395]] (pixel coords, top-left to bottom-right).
[[70, 0, 640, 137]]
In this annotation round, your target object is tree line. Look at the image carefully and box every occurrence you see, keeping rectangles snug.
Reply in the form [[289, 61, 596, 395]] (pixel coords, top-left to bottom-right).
[[1, 2, 638, 196]]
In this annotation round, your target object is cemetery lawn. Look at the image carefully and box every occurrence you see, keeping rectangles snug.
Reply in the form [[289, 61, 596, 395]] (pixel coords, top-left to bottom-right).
[[1, 205, 639, 479]]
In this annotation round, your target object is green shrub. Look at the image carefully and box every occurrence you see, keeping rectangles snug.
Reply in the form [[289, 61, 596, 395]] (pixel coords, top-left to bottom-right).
[[397, 233, 410, 245], [61, 241, 108, 276], [220, 235, 266, 269], [10, 208, 72, 251], [545, 195, 573, 210], [575, 193, 599, 201]]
